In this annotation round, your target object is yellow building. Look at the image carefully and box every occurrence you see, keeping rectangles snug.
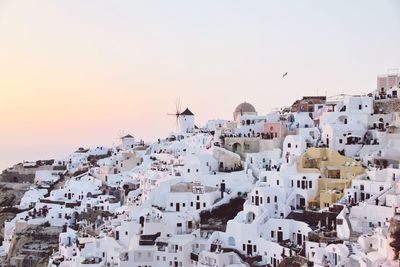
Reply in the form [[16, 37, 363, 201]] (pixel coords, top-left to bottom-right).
[[296, 148, 365, 208]]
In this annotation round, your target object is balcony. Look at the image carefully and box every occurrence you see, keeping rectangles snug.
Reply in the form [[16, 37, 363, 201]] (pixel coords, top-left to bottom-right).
[[139, 232, 160, 246], [139, 239, 155, 246], [190, 252, 199, 262]]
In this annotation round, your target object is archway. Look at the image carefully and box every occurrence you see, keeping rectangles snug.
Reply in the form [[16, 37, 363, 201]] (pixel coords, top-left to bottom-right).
[[293, 194, 306, 210], [232, 143, 242, 153], [246, 211, 256, 223]]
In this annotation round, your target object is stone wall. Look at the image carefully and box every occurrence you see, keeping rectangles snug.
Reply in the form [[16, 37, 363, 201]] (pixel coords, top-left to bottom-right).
[[374, 99, 400, 114]]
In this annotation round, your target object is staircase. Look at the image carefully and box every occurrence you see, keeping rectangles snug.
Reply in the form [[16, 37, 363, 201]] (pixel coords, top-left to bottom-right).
[[285, 190, 296, 206], [344, 211, 361, 242], [345, 242, 355, 256], [366, 185, 393, 205]]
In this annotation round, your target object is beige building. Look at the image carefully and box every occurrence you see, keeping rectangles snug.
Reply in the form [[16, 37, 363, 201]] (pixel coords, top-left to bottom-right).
[[297, 148, 365, 208], [212, 146, 242, 172], [223, 137, 260, 158]]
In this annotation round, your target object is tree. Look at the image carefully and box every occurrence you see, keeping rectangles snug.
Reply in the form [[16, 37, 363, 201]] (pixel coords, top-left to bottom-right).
[[390, 217, 400, 260]]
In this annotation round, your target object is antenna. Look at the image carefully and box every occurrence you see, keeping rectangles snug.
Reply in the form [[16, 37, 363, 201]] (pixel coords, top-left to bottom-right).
[[167, 98, 182, 132]]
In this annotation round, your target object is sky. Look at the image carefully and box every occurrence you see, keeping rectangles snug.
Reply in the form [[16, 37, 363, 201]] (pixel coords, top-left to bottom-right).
[[0, 0, 399, 170]]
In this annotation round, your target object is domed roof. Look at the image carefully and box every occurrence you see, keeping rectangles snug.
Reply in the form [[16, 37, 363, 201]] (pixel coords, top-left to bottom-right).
[[234, 102, 256, 113]]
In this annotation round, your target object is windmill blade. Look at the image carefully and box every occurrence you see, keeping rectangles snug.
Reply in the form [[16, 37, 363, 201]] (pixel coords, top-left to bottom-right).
[[166, 98, 183, 132], [175, 98, 182, 132], [118, 130, 125, 139], [176, 97, 182, 115]]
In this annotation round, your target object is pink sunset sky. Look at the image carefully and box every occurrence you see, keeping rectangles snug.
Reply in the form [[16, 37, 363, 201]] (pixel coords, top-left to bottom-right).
[[0, 0, 399, 170]]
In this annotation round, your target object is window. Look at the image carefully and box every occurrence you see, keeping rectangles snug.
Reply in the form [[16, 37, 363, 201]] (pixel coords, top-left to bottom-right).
[[187, 169, 190, 173], [170, 203, 173, 207], [288, 143, 291, 148], [309, 181, 312, 188], [339, 139, 342, 144], [277, 180, 279, 185], [203, 203, 206, 207], [359, 105, 362, 110], [274, 196, 277, 202], [271, 231, 275, 238]]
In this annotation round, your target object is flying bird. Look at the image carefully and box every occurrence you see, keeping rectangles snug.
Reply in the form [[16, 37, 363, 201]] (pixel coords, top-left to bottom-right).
[[282, 72, 288, 78]]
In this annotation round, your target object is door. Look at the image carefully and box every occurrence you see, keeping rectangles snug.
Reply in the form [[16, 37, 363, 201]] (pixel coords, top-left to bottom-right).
[[297, 233, 302, 245], [176, 203, 180, 212], [196, 202, 200, 210], [247, 244, 253, 256], [255, 196, 259, 206], [277, 231, 283, 242], [300, 198, 305, 208]]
